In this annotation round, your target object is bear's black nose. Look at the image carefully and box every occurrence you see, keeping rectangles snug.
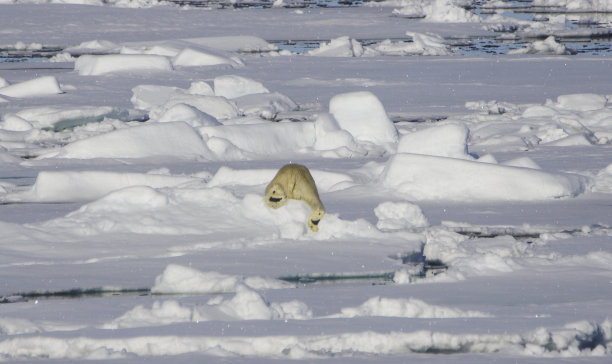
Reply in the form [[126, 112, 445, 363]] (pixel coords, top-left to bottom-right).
[[311, 219, 320, 225], [269, 197, 283, 202]]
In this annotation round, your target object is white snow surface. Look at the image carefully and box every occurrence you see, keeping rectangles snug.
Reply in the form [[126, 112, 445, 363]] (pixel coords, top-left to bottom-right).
[[0, 2, 612, 363]]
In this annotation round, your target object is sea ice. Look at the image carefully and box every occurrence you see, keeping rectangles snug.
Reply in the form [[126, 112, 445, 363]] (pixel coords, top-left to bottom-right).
[[381, 153, 588, 201], [75, 54, 174, 76], [0, 76, 63, 98], [392, 0, 480, 22], [554, 93, 608, 112], [1, 170, 196, 203], [38, 121, 214, 160], [509, 36, 576, 55], [156, 103, 221, 127], [233, 92, 298, 119], [337, 296, 492, 318], [0, 3, 611, 363], [214, 75, 270, 99], [199, 122, 315, 157], [374, 201, 429, 230], [308, 36, 364, 57], [397, 123, 472, 159], [172, 48, 242, 68], [533, 0, 612, 12], [329, 91, 398, 145], [152, 264, 291, 294]]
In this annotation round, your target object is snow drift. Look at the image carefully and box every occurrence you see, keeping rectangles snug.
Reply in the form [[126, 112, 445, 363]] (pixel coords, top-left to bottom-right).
[[2, 170, 197, 203], [0, 76, 64, 98], [39, 122, 214, 160], [329, 91, 398, 145], [75, 54, 174, 76], [381, 153, 588, 201], [397, 123, 472, 159]]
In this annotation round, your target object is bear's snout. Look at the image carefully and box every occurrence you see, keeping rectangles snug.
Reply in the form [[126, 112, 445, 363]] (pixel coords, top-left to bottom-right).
[[311, 219, 320, 226], [269, 197, 283, 203]]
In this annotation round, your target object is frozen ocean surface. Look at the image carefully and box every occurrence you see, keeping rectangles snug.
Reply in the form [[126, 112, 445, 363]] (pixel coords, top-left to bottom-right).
[[0, 0, 611, 362]]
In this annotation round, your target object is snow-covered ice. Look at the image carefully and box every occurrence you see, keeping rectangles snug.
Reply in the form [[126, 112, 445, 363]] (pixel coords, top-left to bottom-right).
[[0, 1, 611, 363], [0, 76, 64, 98]]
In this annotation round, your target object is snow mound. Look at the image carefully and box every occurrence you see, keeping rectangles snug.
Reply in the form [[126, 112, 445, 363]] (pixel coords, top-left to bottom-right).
[[0, 76, 63, 98], [307, 34, 451, 57], [508, 36, 576, 55], [532, 0, 612, 12], [404, 32, 452, 56], [337, 296, 492, 318], [374, 201, 429, 230], [593, 164, 612, 193], [152, 264, 291, 294], [64, 39, 120, 55], [313, 113, 358, 154], [10, 105, 119, 130], [393, 0, 480, 22], [121, 36, 273, 56], [2, 170, 196, 203], [38, 186, 333, 239], [545, 133, 593, 146], [206, 166, 277, 187], [397, 123, 472, 159], [77, 186, 170, 214], [188, 80, 214, 96], [40, 122, 214, 160], [156, 103, 220, 127], [381, 153, 588, 201], [423, 228, 531, 278], [132, 84, 240, 120], [501, 156, 541, 169], [0, 114, 33, 131], [131, 85, 184, 110], [104, 285, 311, 329], [233, 92, 298, 119], [199, 122, 315, 158], [240, 194, 313, 239], [214, 75, 269, 99], [4, 320, 611, 359], [554, 93, 608, 112], [329, 91, 398, 145], [309, 213, 387, 241], [172, 48, 242, 68], [178, 36, 278, 53], [308, 36, 364, 57], [75, 54, 174, 76], [360, 32, 452, 56], [0, 317, 42, 335]]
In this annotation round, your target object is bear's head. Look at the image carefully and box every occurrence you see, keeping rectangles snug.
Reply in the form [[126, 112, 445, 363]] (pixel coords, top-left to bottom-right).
[[308, 208, 326, 232], [265, 183, 287, 208]]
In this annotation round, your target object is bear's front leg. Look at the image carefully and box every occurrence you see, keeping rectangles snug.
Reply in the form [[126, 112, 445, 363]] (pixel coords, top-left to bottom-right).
[[265, 183, 287, 209], [308, 208, 325, 232]]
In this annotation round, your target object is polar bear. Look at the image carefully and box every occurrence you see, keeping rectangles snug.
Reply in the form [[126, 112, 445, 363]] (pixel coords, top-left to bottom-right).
[[265, 164, 325, 232]]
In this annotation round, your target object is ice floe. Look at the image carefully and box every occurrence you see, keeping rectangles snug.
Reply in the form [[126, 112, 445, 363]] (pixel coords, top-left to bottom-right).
[[75, 54, 174, 76], [329, 91, 398, 145], [39, 121, 214, 160], [381, 153, 589, 201], [0, 76, 64, 98]]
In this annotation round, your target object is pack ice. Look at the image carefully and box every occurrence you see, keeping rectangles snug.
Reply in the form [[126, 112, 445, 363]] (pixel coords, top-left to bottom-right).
[[0, 3, 612, 363]]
